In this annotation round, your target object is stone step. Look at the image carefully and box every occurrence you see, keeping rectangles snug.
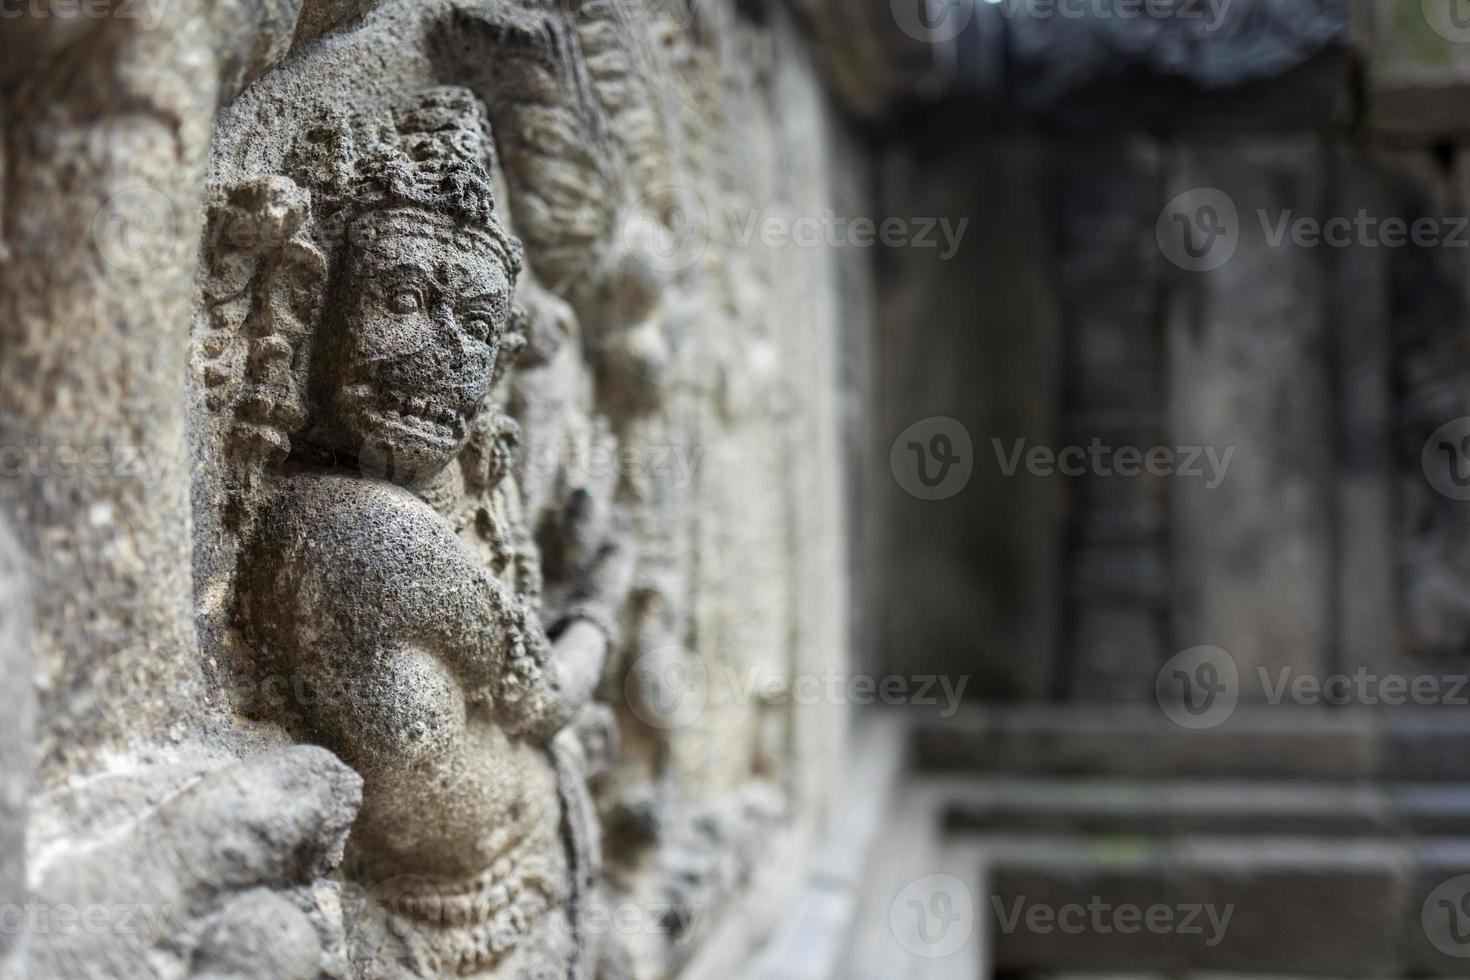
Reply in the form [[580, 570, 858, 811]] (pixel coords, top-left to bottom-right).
[[915, 705, 1470, 782], [801, 712, 1470, 980], [957, 833, 1470, 979], [747, 713, 919, 980], [936, 776, 1470, 838]]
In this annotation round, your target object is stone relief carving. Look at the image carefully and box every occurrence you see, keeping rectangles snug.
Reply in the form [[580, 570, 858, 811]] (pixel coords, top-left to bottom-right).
[[2, 0, 852, 975], [428, 11, 796, 973], [199, 86, 628, 976]]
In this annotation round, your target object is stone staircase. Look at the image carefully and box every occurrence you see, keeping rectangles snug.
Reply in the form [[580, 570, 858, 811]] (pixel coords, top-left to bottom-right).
[[751, 706, 1470, 980]]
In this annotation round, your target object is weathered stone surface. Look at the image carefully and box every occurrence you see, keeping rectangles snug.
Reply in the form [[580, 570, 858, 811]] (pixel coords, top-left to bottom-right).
[[0, 521, 30, 977], [2, 0, 861, 976], [24, 746, 361, 979], [1165, 138, 1334, 700]]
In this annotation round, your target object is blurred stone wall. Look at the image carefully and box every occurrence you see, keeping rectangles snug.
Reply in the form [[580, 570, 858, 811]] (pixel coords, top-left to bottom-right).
[[878, 0, 1470, 702]]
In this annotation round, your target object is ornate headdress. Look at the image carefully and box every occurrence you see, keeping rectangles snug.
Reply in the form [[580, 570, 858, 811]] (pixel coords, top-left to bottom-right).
[[295, 86, 523, 278], [202, 86, 525, 519]]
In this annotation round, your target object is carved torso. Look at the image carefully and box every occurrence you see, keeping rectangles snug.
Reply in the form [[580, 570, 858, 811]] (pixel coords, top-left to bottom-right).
[[211, 86, 605, 977]]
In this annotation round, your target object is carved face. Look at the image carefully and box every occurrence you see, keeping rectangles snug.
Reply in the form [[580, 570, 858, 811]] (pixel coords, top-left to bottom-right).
[[324, 209, 513, 483]]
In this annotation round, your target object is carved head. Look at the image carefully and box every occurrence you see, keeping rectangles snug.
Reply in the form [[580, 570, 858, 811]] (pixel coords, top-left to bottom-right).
[[310, 88, 523, 485]]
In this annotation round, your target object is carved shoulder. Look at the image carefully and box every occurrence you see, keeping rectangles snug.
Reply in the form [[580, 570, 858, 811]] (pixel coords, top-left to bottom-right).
[[241, 474, 500, 680], [238, 472, 557, 737]]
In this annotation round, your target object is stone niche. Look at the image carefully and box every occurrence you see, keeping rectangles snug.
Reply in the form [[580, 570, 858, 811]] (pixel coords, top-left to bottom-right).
[[0, 0, 864, 976]]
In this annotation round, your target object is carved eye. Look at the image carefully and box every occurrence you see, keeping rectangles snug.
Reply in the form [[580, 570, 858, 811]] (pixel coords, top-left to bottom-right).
[[387, 287, 422, 314], [464, 314, 498, 344]]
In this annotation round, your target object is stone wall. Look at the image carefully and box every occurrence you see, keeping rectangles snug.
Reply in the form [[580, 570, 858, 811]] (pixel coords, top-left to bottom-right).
[[0, 1, 887, 976], [878, 0, 1470, 702]]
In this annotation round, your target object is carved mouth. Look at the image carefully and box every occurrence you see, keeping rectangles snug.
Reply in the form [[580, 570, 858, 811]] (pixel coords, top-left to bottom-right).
[[371, 395, 467, 440], [342, 384, 469, 448]]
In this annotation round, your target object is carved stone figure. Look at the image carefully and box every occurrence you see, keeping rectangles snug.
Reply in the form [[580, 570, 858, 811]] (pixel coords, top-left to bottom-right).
[[4, 0, 857, 975], [212, 86, 621, 978]]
